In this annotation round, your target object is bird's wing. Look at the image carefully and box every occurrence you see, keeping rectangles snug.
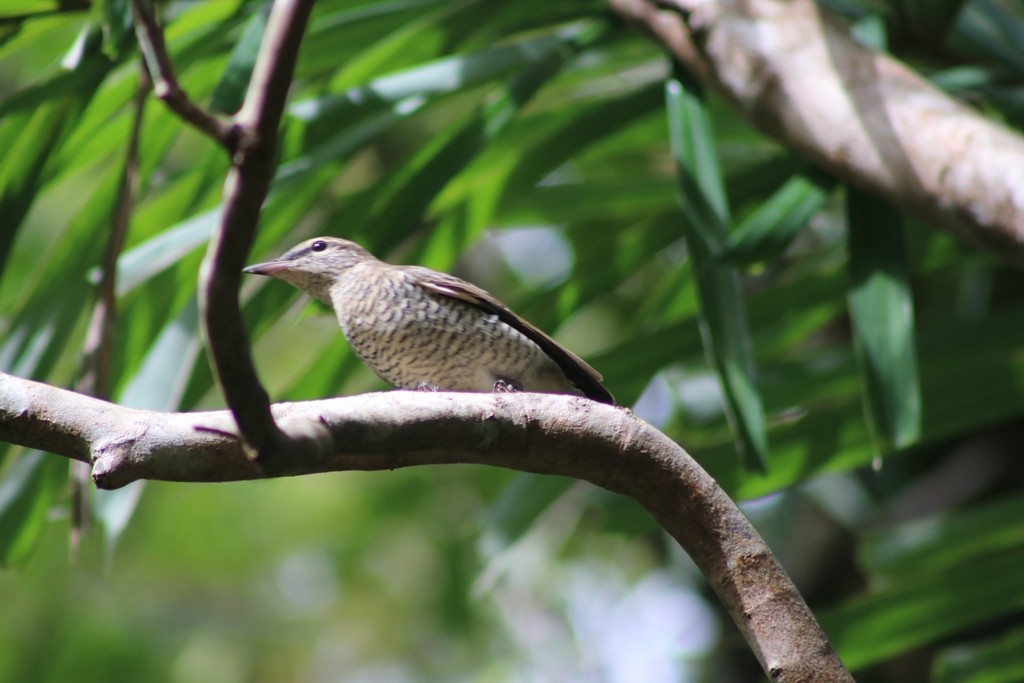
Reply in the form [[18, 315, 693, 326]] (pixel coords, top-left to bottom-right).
[[403, 266, 614, 404]]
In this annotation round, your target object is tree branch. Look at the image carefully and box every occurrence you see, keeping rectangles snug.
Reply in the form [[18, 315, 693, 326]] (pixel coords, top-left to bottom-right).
[[131, 0, 318, 465], [129, 0, 233, 146], [0, 371, 853, 682], [196, 0, 316, 467], [610, 0, 1024, 265]]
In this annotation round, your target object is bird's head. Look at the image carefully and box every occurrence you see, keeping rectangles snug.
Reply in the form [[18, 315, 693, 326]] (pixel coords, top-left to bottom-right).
[[243, 237, 376, 303]]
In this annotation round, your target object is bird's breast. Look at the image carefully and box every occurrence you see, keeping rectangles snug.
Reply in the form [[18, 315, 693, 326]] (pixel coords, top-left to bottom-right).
[[328, 270, 575, 395]]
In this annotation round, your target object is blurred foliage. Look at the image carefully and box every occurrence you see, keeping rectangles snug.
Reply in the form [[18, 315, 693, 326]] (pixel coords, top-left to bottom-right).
[[1, 0, 1024, 681]]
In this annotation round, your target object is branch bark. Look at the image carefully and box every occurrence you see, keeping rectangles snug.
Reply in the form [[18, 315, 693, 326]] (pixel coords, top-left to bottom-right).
[[0, 371, 852, 682], [610, 0, 1024, 264]]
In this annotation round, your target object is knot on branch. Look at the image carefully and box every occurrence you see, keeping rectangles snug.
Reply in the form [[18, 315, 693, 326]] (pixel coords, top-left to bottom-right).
[[228, 124, 273, 167]]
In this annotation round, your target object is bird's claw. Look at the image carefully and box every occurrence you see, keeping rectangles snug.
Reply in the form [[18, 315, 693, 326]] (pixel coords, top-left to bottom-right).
[[493, 378, 522, 393]]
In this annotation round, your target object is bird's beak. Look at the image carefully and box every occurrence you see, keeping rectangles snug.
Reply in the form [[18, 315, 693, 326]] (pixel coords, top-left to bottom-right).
[[242, 260, 289, 276]]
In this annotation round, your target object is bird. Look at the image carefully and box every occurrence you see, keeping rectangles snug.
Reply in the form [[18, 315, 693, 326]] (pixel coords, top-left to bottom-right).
[[243, 237, 614, 404]]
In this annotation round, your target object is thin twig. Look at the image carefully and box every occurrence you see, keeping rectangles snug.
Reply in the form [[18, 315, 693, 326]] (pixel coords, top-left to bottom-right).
[[129, 0, 234, 147], [70, 63, 150, 556]]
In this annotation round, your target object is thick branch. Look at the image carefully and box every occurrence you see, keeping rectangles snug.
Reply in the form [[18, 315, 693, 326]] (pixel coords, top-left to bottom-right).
[[611, 0, 1024, 264], [0, 372, 853, 682]]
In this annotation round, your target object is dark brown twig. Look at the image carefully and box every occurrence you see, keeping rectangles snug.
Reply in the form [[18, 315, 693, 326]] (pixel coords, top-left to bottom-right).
[[129, 0, 233, 147], [129, 0, 318, 465], [196, 0, 316, 466]]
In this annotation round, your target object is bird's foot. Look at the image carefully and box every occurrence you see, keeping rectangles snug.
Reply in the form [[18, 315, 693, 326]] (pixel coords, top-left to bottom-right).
[[493, 378, 523, 393], [414, 382, 442, 392]]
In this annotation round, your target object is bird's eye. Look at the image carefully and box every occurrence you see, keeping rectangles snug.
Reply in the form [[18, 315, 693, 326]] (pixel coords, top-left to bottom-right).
[[311, 240, 327, 252]]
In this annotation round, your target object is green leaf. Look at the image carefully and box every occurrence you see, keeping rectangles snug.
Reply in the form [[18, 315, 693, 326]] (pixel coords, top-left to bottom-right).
[[479, 474, 576, 555], [0, 53, 112, 120], [360, 20, 610, 252], [116, 88, 431, 296], [955, 0, 1024, 74], [822, 546, 1024, 670], [859, 493, 1024, 584], [95, 298, 203, 557], [665, 72, 769, 472], [298, 0, 452, 77], [277, 94, 428, 191], [323, 0, 485, 90], [1, 1, 82, 19], [291, 24, 590, 123], [891, 0, 968, 40], [846, 188, 921, 454], [934, 626, 1024, 683], [209, 4, 268, 114], [95, 0, 132, 58], [482, 79, 664, 238], [500, 178, 677, 225], [0, 450, 66, 567], [723, 175, 831, 265], [0, 34, 110, 274]]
